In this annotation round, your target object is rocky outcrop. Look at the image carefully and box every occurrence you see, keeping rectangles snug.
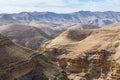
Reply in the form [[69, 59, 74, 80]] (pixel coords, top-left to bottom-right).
[[46, 50, 118, 80], [39, 24, 120, 80], [43, 49, 120, 80], [0, 34, 68, 80]]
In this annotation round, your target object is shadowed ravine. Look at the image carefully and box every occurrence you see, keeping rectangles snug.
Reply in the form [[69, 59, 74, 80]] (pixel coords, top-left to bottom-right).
[[0, 34, 68, 80]]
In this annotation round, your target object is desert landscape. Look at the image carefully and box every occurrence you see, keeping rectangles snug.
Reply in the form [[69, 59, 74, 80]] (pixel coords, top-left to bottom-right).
[[0, 0, 120, 80]]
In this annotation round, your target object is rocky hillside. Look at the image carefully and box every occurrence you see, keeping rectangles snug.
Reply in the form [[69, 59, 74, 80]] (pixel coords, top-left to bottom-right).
[[0, 34, 68, 80], [0, 24, 55, 50], [0, 23, 99, 50], [0, 11, 120, 26], [39, 24, 120, 80]]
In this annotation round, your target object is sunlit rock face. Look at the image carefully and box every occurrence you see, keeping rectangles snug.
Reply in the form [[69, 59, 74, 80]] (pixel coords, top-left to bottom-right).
[[39, 24, 120, 80], [56, 50, 118, 80]]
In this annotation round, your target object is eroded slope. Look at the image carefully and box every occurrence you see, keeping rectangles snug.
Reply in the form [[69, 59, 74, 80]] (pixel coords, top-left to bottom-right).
[[39, 24, 120, 80], [0, 34, 68, 80]]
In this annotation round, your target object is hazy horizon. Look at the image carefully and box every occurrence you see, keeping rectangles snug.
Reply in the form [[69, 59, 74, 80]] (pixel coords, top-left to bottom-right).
[[1, 10, 120, 14], [0, 0, 120, 13]]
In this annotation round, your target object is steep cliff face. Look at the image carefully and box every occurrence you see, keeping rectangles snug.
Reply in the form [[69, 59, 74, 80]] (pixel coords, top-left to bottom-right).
[[56, 50, 117, 80], [39, 24, 120, 80], [0, 34, 68, 80]]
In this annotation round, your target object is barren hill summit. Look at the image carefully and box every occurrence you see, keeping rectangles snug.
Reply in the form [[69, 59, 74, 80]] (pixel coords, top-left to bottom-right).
[[39, 24, 120, 80], [0, 24, 54, 50], [39, 24, 120, 58], [0, 23, 99, 50]]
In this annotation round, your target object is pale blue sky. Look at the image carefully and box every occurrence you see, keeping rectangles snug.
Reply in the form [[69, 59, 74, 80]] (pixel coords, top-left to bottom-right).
[[0, 0, 120, 13]]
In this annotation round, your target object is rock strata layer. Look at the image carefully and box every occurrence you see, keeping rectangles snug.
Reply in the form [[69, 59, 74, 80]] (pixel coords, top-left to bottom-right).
[[39, 24, 120, 80], [0, 34, 68, 80]]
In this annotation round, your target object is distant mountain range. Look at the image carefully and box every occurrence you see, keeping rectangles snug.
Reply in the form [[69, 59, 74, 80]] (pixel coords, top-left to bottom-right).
[[0, 11, 120, 26]]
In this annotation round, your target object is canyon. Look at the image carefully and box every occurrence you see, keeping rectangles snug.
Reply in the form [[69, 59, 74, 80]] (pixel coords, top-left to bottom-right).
[[39, 24, 120, 80], [0, 11, 120, 80], [0, 34, 68, 80]]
